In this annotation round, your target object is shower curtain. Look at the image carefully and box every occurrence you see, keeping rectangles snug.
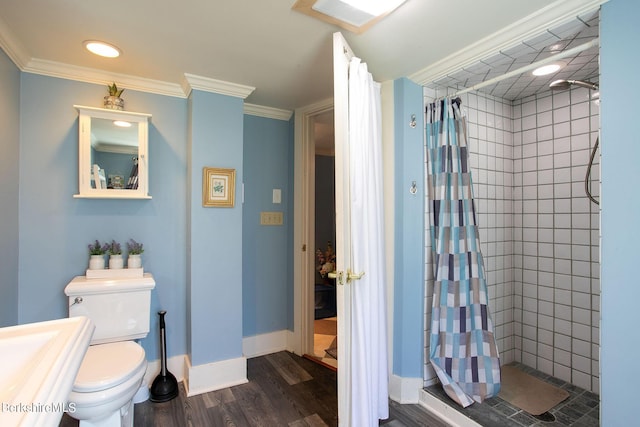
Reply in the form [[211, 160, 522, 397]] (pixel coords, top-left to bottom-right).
[[425, 98, 501, 407], [348, 57, 389, 425]]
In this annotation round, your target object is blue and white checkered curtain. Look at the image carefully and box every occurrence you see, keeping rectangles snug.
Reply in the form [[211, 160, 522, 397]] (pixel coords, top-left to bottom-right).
[[425, 98, 501, 407]]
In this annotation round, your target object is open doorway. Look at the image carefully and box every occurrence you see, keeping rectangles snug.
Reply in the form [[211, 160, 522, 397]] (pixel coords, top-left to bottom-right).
[[310, 109, 337, 369], [292, 98, 341, 369]]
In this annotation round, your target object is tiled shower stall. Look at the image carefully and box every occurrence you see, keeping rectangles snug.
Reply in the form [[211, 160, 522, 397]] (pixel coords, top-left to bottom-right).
[[423, 85, 600, 394]]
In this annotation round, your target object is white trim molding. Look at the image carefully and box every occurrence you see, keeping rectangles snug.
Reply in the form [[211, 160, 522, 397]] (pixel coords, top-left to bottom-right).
[[182, 73, 255, 99], [23, 58, 186, 98], [183, 355, 248, 397], [409, 0, 608, 87], [388, 374, 423, 404], [242, 330, 293, 358], [418, 389, 482, 427], [292, 97, 334, 357], [0, 15, 30, 69], [244, 103, 293, 121]]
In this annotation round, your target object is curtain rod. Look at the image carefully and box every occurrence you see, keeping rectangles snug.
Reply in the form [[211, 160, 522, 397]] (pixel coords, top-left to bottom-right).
[[435, 38, 599, 100]]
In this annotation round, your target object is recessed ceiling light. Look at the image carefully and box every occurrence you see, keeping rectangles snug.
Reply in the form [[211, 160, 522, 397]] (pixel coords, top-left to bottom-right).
[[532, 63, 562, 76], [84, 40, 121, 58], [548, 42, 569, 53], [113, 120, 132, 128]]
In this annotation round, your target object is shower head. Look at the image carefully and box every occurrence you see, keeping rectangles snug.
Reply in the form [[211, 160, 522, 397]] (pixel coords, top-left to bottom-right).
[[549, 79, 599, 91]]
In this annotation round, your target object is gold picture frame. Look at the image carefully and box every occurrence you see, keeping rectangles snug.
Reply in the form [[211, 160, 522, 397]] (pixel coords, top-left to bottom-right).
[[203, 167, 235, 207]]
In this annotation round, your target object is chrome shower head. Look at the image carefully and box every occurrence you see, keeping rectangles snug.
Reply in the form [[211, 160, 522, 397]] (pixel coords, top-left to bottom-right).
[[550, 79, 599, 91]]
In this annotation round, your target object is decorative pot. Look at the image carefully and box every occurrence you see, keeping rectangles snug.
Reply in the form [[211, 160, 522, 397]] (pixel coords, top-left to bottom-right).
[[128, 254, 142, 269], [109, 254, 124, 269], [104, 95, 124, 110], [88, 254, 105, 270]]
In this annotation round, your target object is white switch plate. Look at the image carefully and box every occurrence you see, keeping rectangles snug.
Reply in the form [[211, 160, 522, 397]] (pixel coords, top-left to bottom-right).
[[273, 189, 281, 204]]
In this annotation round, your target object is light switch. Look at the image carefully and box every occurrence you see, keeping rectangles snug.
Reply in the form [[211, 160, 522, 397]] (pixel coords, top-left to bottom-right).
[[273, 189, 281, 204], [260, 211, 283, 226]]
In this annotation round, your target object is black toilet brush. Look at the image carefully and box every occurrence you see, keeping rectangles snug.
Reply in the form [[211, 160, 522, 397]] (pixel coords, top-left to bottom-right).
[[150, 310, 179, 402]]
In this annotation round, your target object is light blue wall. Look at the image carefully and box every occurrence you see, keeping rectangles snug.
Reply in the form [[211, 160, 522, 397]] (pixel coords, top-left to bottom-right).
[[242, 114, 295, 335], [0, 48, 20, 327], [2, 63, 296, 368], [600, 0, 640, 424], [16, 74, 188, 361], [187, 90, 244, 365], [392, 77, 425, 378]]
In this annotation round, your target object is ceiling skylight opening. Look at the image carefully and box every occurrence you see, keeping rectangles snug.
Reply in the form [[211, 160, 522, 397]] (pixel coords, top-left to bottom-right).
[[84, 40, 121, 58], [532, 63, 563, 76], [293, 0, 406, 34], [339, 0, 406, 16]]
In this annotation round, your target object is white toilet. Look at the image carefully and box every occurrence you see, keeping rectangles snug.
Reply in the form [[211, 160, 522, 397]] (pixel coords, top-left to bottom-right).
[[64, 273, 156, 427]]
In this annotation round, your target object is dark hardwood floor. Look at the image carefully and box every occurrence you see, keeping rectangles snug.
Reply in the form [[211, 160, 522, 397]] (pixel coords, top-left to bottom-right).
[[60, 351, 448, 427]]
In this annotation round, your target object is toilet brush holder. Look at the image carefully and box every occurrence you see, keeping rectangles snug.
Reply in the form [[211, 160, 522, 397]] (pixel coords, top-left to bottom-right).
[[150, 310, 179, 402]]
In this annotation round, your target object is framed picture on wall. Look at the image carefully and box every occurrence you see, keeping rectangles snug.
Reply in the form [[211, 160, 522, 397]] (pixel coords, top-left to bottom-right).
[[202, 167, 235, 207]]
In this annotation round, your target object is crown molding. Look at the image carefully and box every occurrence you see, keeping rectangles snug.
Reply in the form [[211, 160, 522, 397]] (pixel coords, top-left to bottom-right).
[[244, 103, 292, 121], [0, 12, 257, 101], [23, 58, 186, 97], [0, 16, 30, 69], [409, 0, 608, 86], [182, 73, 255, 99]]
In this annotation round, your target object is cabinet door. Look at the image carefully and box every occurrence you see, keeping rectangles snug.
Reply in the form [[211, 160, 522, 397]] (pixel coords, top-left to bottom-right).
[[74, 105, 152, 199]]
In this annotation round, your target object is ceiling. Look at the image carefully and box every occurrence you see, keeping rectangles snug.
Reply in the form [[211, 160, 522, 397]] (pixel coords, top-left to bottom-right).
[[0, 0, 604, 113], [425, 9, 600, 100]]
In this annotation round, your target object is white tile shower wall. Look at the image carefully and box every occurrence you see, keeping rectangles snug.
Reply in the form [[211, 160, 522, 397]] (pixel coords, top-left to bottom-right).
[[512, 87, 600, 393], [422, 86, 600, 393]]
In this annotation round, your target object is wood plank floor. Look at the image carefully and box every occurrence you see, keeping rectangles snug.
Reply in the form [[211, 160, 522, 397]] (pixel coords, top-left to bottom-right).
[[60, 351, 448, 427]]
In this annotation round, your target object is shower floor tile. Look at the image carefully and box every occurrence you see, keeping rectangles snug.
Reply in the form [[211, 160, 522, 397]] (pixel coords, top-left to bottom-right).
[[424, 362, 600, 426]]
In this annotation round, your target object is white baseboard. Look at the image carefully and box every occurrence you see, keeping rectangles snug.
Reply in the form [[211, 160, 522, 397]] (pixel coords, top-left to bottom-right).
[[183, 355, 248, 397], [143, 354, 186, 387], [388, 374, 423, 404], [418, 389, 481, 427], [140, 330, 293, 398], [242, 329, 293, 358]]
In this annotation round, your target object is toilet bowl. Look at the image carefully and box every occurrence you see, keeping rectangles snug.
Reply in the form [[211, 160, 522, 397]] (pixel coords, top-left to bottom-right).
[[64, 274, 156, 427], [68, 341, 147, 427]]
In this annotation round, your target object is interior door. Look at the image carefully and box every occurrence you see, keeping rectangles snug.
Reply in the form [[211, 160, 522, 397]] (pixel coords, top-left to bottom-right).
[[333, 31, 389, 426], [332, 31, 353, 427]]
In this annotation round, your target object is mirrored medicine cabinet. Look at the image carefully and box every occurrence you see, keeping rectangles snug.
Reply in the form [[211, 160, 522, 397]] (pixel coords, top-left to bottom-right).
[[74, 105, 152, 199]]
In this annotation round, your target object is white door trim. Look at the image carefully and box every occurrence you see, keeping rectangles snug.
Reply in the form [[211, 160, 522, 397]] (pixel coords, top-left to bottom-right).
[[292, 97, 334, 357]]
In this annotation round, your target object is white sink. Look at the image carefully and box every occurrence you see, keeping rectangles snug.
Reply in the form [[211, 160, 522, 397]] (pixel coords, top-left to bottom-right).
[[0, 316, 94, 427]]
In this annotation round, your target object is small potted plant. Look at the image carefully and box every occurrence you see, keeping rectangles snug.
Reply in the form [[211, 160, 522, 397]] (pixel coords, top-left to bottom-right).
[[126, 239, 144, 269], [105, 240, 124, 269], [88, 240, 107, 270], [104, 82, 125, 110]]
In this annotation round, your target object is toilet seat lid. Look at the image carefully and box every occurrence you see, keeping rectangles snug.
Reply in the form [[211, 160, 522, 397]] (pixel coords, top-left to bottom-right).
[[74, 341, 146, 392]]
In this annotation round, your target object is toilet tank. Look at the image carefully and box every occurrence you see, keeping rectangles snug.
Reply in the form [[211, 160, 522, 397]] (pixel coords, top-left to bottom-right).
[[65, 273, 155, 345]]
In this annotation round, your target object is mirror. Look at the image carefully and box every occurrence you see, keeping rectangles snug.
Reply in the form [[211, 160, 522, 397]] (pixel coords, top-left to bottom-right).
[[74, 105, 151, 199]]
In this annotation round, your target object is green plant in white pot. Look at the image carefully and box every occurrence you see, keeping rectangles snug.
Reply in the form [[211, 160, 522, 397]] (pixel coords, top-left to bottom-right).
[[126, 239, 144, 269], [104, 82, 125, 110], [87, 240, 107, 270], [106, 240, 124, 269]]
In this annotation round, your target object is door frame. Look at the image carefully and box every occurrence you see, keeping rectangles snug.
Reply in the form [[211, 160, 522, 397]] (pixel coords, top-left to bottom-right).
[[292, 97, 334, 357]]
